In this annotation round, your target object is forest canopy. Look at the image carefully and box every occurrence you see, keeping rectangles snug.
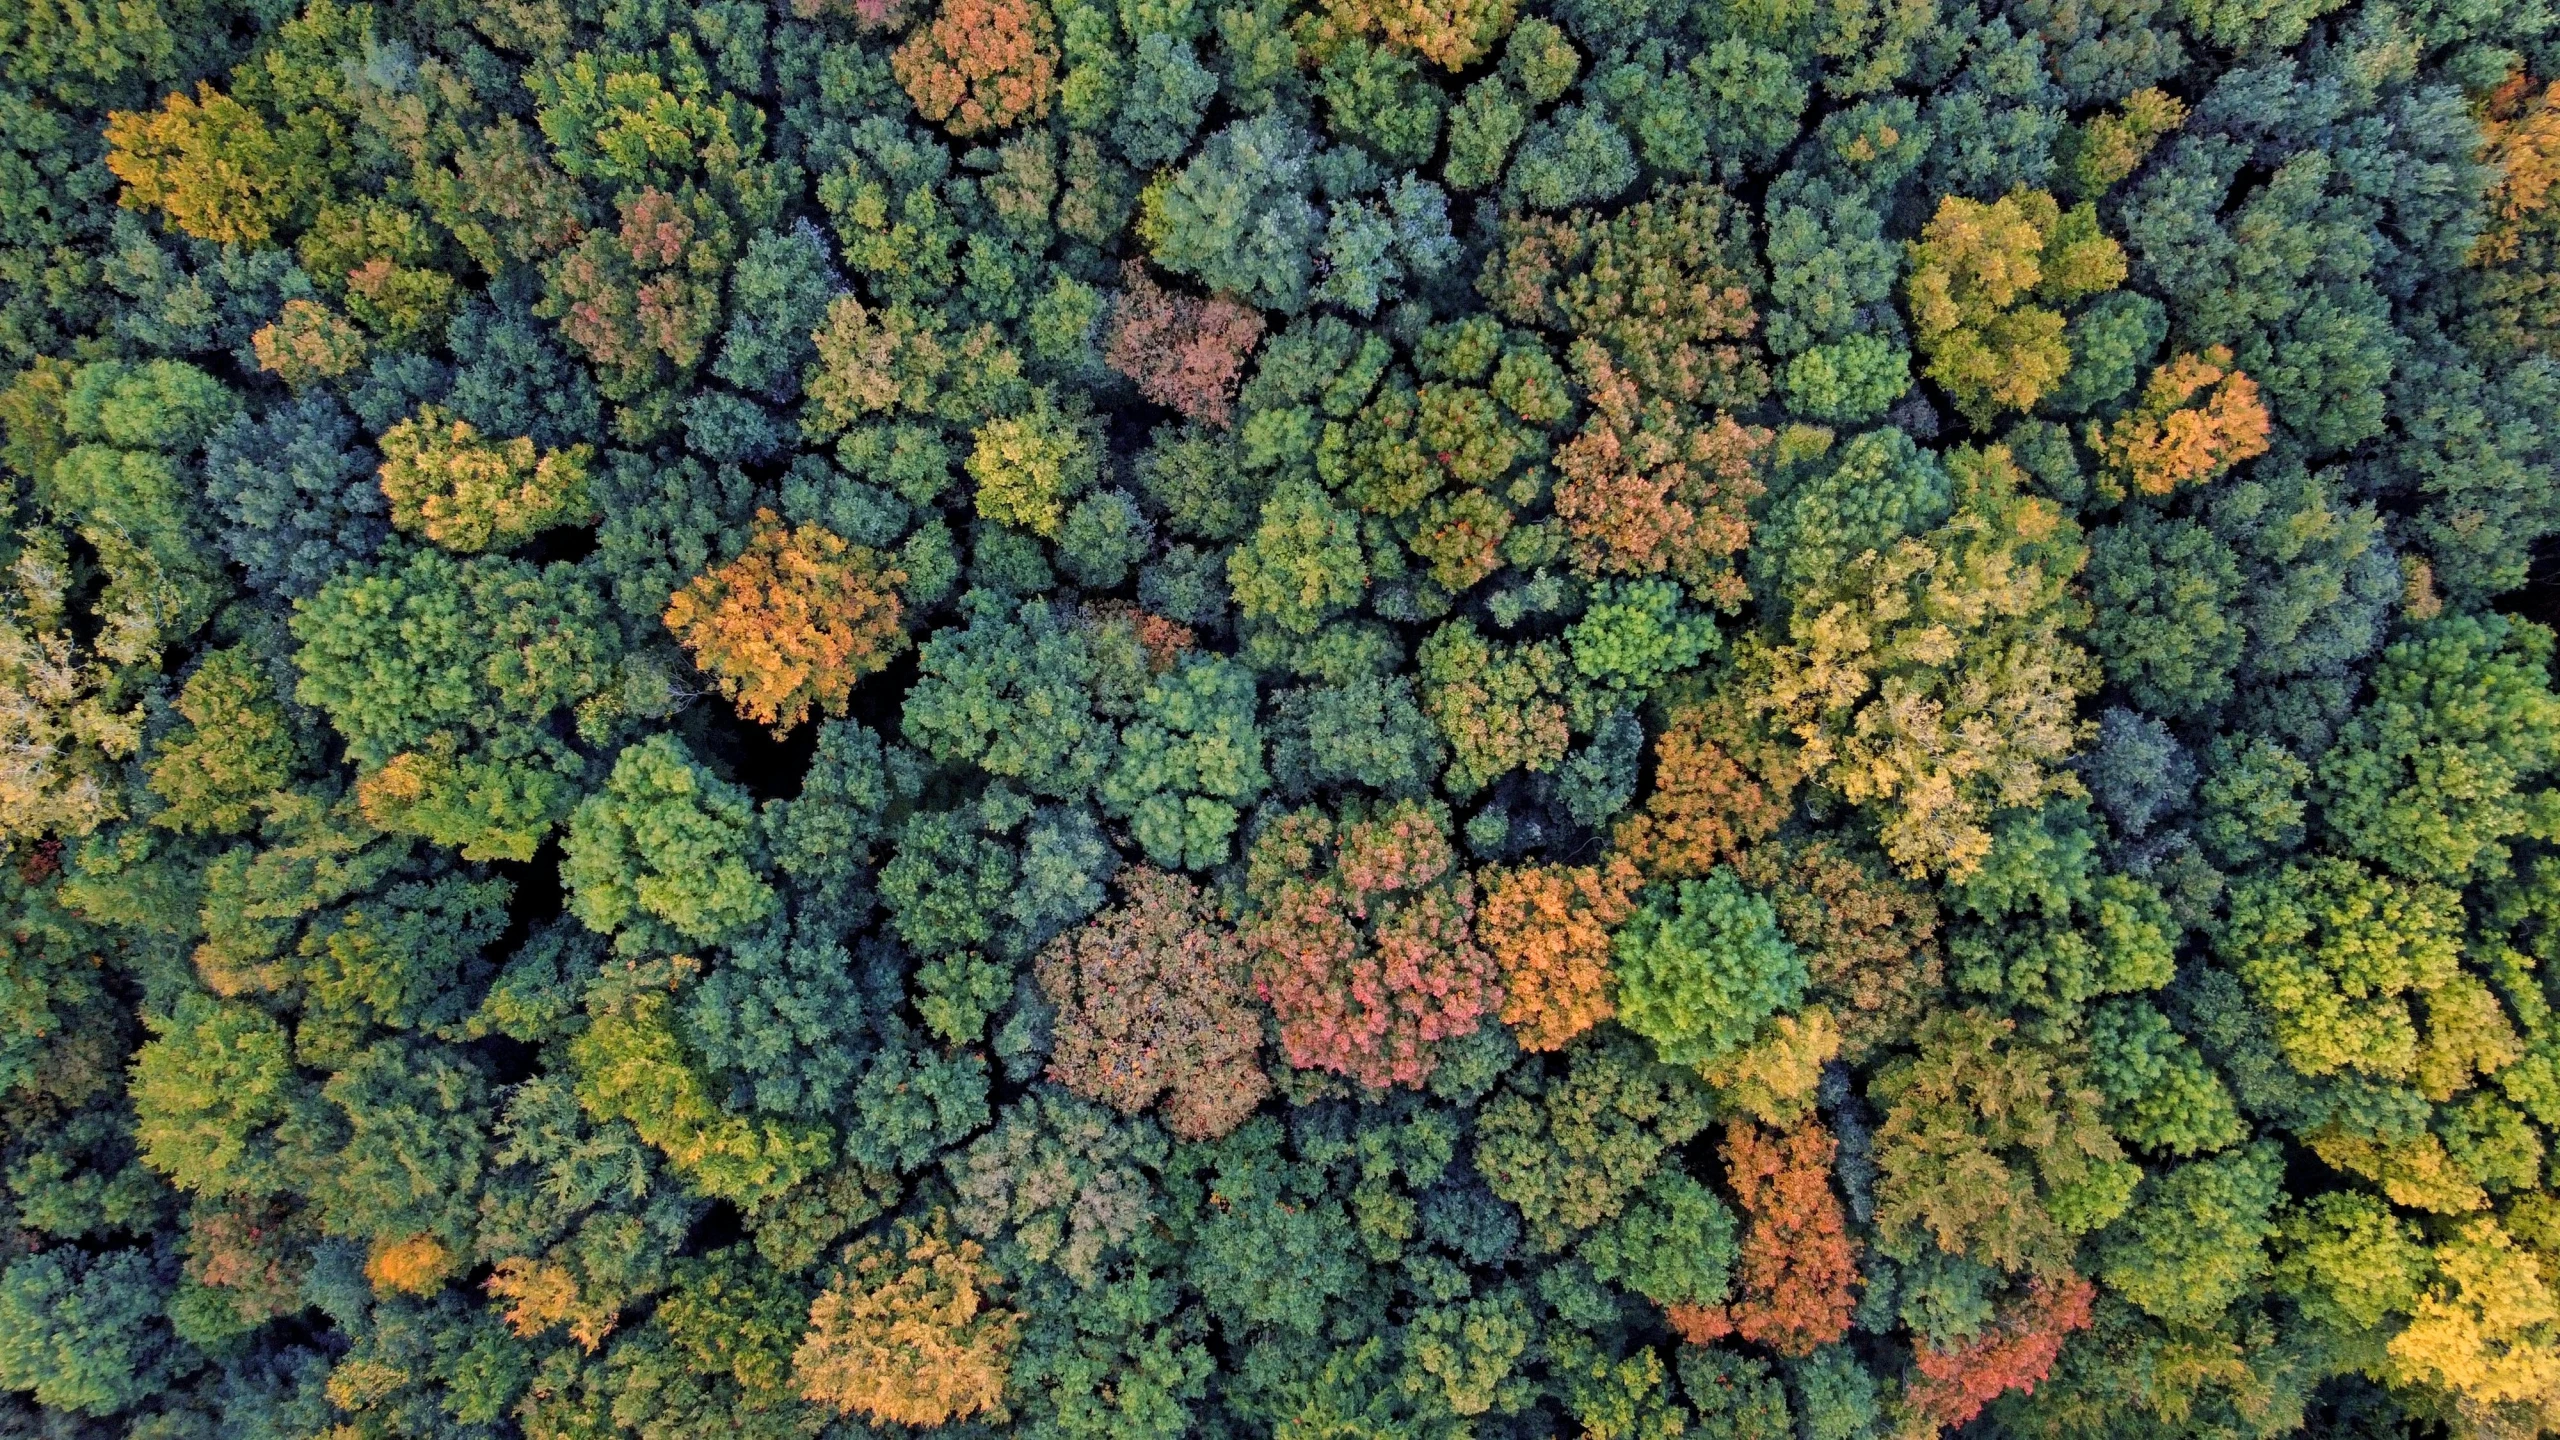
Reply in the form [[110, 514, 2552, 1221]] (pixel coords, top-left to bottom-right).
[[4, 0, 2560, 1435]]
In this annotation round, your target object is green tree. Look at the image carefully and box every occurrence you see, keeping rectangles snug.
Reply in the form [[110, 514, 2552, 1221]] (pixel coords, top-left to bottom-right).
[[564, 734, 778, 953], [1610, 870, 1808, 1071]]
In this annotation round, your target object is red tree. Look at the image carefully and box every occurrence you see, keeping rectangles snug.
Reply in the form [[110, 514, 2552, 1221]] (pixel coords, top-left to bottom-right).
[[1245, 801, 1501, 1090], [1902, 1275, 2097, 1431], [1671, 1119, 1860, 1357], [1104, 263, 1267, 427]]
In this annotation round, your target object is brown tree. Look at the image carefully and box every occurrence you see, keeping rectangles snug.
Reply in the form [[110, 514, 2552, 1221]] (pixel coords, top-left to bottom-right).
[[1104, 264, 1267, 427], [1036, 867, 1270, 1140]]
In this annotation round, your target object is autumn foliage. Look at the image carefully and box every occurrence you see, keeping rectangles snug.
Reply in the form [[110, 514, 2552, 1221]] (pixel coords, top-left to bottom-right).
[[794, 1212, 1021, 1427], [2090, 347, 2271, 497], [375, 407, 593, 552], [1478, 857, 1639, 1052], [1318, 0, 1521, 68], [1611, 701, 1786, 880], [663, 509, 909, 733], [1037, 867, 1270, 1140], [1245, 801, 1501, 1089], [1903, 1275, 2097, 1431], [1104, 264, 1267, 427], [893, 0, 1060, 138], [1669, 1119, 1858, 1356], [1551, 348, 1769, 608]]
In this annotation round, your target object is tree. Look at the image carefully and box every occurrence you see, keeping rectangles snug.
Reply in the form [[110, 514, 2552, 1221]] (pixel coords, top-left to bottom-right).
[[1104, 263, 1266, 426], [2092, 1143, 2283, 1328], [1905, 189, 2125, 425], [103, 82, 336, 245], [901, 595, 1122, 800], [1318, 0, 1520, 68], [968, 388, 1098, 536], [538, 186, 734, 418], [1244, 801, 1500, 1089], [1610, 870, 1808, 1071], [1478, 858, 1639, 1052], [2085, 1001, 2246, 1158], [714, 222, 838, 402], [1474, 1029, 1713, 1251], [130, 992, 308, 1201], [1482, 184, 1769, 411], [1611, 700, 1787, 880], [1229, 481, 1369, 636], [572, 991, 833, 1207], [1549, 347, 1768, 608], [1673, 1119, 1859, 1356], [1100, 652, 1269, 869], [1037, 867, 1270, 1139], [1580, 1167, 1738, 1312], [795, 1210, 1019, 1425], [2386, 1218, 2560, 1410], [1738, 839, 1942, 1062], [201, 392, 387, 599], [2215, 858, 2480, 1089], [1415, 619, 1572, 794], [895, 0, 1060, 137], [664, 510, 910, 734], [1902, 1275, 2096, 1432], [947, 1091, 1169, 1286], [1145, 114, 1324, 312], [2466, 75, 2560, 362], [564, 734, 778, 952], [0, 1248, 178, 1415], [146, 648, 301, 835], [2316, 614, 2560, 888], [375, 406, 594, 553]]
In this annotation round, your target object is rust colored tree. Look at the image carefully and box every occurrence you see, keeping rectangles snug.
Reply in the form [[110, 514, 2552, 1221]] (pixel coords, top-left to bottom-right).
[[1670, 1119, 1859, 1357], [663, 509, 909, 734], [1036, 867, 1270, 1141], [1244, 800, 1501, 1090], [1478, 857, 1639, 1052], [541, 188, 728, 401], [1901, 1275, 2097, 1432], [1611, 700, 1786, 880], [1104, 264, 1267, 427], [1317, 0, 1520, 68], [1551, 345, 1768, 608], [893, 0, 1059, 138]]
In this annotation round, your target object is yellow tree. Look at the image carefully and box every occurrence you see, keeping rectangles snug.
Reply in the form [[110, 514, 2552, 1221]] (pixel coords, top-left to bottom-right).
[[1906, 189, 2125, 425], [664, 511, 910, 734], [794, 1211, 1020, 1427], [375, 407, 593, 552]]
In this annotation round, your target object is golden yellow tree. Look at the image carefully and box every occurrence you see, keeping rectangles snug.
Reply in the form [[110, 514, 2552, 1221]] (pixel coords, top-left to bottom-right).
[[375, 407, 593, 552], [2388, 1219, 2560, 1412], [1906, 190, 2125, 425], [794, 1212, 1020, 1427], [664, 510, 910, 733]]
